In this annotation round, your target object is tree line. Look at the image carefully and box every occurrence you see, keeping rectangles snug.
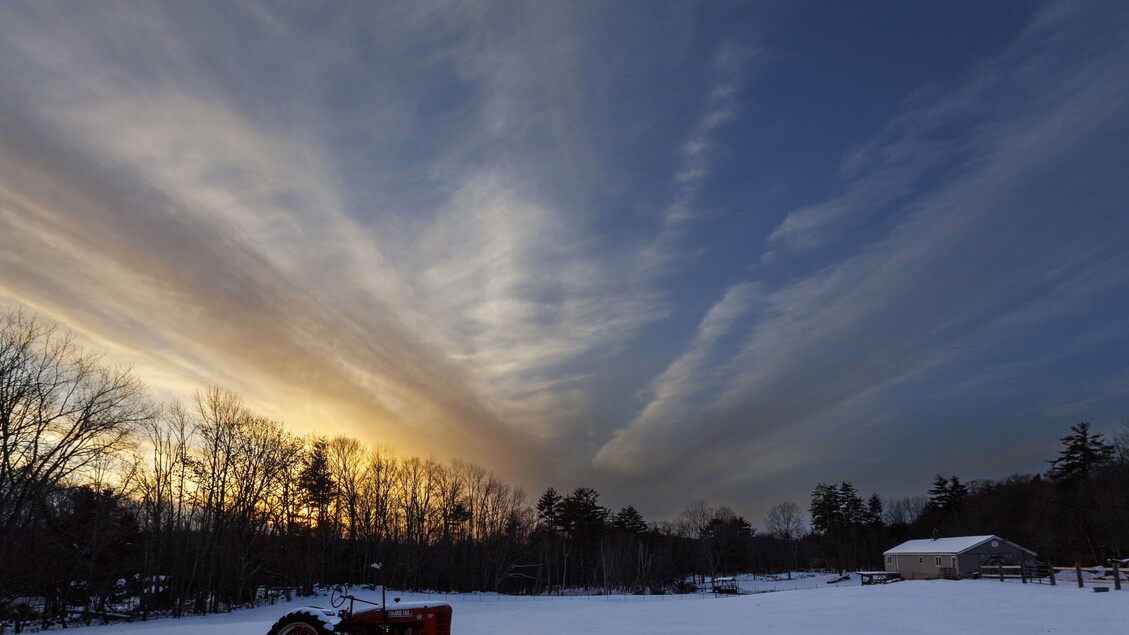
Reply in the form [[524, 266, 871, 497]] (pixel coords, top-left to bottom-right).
[[0, 310, 795, 630], [0, 310, 542, 628], [805, 422, 1129, 572]]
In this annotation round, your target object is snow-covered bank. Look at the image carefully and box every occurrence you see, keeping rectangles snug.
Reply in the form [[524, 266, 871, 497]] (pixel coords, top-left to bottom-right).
[[47, 576, 1124, 634]]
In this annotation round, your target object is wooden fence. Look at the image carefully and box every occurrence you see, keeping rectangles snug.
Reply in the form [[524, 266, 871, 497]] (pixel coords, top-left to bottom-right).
[[979, 562, 1124, 590]]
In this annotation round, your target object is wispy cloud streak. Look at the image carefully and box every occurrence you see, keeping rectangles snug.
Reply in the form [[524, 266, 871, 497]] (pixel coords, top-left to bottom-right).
[[664, 41, 753, 229], [595, 2, 1129, 508], [596, 282, 761, 469], [1, 0, 1127, 521]]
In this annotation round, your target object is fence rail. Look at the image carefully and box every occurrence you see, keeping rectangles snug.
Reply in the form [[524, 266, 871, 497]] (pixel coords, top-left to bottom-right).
[[979, 562, 1123, 590]]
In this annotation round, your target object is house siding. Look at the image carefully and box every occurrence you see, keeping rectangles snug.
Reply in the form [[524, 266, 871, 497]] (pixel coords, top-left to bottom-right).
[[888, 554, 950, 580]]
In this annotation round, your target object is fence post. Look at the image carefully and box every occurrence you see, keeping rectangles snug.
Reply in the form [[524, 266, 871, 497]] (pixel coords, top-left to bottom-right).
[[999, 566, 1004, 582], [1021, 565, 1027, 584], [1048, 563, 1055, 586], [1075, 564, 1084, 589], [1114, 563, 1121, 591]]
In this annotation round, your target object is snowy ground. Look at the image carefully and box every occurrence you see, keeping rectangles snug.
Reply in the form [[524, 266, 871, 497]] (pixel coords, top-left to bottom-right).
[[43, 574, 1125, 634]]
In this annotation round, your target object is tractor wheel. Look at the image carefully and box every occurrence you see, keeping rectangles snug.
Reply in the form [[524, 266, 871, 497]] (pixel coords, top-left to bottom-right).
[[266, 613, 334, 635]]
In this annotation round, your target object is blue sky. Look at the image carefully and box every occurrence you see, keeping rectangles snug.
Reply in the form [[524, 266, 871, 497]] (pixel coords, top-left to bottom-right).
[[2, 0, 1128, 522]]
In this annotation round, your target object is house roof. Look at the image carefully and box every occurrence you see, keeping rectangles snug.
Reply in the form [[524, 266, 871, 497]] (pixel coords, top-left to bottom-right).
[[883, 535, 1036, 556]]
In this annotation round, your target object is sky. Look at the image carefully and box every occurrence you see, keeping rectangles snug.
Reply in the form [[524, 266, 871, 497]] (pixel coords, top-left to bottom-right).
[[2, 0, 1129, 524]]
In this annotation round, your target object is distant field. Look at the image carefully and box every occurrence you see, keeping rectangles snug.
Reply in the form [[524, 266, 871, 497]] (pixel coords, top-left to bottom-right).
[[54, 574, 1124, 634]]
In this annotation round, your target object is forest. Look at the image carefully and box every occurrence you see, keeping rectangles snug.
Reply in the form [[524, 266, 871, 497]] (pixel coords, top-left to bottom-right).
[[2, 308, 1128, 631]]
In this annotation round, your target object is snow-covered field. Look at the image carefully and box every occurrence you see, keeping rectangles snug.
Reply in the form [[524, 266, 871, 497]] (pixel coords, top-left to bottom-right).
[[46, 574, 1125, 634]]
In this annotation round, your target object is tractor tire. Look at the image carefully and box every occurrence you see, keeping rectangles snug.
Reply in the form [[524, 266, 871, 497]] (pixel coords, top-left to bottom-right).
[[266, 613, 334, 635]]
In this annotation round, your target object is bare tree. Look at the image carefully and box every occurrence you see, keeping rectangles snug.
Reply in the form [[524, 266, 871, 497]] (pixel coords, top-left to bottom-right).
[[327, 436, 367, 541], [764, 501, 806, 577], [0, 311, 154, 600], [883, 495, 929, 526], [676, 501, 746, 581], [675, 500, 713, 538], [363, 444, 398, 542], [1115, 416, 1129, 464]]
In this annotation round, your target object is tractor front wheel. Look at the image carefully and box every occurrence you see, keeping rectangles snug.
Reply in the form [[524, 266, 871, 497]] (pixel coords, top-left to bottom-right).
[[266, 613, 334, 635]]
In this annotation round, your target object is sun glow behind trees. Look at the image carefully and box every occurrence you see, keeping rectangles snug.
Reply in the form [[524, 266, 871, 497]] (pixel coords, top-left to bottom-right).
[[0, 308, 800, 623], [0, 310, 541, 617]]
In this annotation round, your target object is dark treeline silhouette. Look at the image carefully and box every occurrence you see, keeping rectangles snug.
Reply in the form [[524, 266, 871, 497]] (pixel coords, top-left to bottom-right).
[[3, 308, 1129, 631], [0, 310, 538, 628], [808, 422, 1129, 572], [0, 310, 794, 630]]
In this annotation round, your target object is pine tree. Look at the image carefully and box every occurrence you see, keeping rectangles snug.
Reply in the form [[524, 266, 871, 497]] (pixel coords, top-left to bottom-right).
[[811, 483, 851, 571], [559, 487, 608, 539], [946, 475, 968, 508], [865, 494, 884, 526], [1048, 422, 1116, 563], [809, 483, 842, 535], [839, 482, 865, 527], [611, 506, 648, 533], [927, 474, 968, 514], [297, 438, 336, 529], [1049, 422, 1114, 481], [536, 487, 563, 534], [928, 475, 950, 510]]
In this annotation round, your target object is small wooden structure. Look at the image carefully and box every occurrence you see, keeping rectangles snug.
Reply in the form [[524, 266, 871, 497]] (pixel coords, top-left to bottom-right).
[[711, 577, 740, 594], [857, 571, 902, 585]]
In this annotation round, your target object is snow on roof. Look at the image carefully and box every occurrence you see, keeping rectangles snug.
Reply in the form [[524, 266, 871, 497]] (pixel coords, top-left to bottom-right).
[[883, 535, 1035, 556]]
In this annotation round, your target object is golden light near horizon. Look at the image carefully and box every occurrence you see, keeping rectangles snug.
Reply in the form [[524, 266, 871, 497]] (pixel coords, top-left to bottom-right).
[[4, 6, 1129, 633], [2, 0, 1129, 524]]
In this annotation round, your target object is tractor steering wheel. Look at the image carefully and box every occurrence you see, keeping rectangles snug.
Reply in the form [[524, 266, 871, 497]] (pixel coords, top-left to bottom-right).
[[330, 584, 350, 608]]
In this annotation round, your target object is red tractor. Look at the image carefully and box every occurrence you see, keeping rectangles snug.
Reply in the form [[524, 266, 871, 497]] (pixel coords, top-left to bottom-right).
[[267, 584, 452, 635]]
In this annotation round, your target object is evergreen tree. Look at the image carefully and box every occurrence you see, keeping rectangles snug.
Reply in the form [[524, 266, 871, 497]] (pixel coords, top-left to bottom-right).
[[297, 438, 336, 529], [1048, 422, 1116, 563], [611, 506, 648, 533], [810, 483, 850, 571], [558, 487, 608, 589], [1049, 422, 1114, 481], [809, 483, 842, 536], [946, 476, 968, 508], [926, 474, 968, 520], [839, 482, 865, 526], [559, 487, 609, 539], [865, 494, 884, 527], [536, 487, 563, 534], [928, 475, 950, 510]]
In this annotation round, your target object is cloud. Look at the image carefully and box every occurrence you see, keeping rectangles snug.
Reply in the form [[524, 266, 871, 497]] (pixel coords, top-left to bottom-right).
[[763, 142, 951, 257], [408, 169, 665, 439], [2, 0, 1127, 522], [594, 1, 1129, 513], [596, 282, 762, 469], [663, 40, 754, 229], [0, 0, 686, 482], [0, 1, 565, 472]]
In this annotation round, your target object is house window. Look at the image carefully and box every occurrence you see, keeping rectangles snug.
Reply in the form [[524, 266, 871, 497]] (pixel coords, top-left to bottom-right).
[[886, 556, 892, 564], [952, 556, 957, 568], [935, 556, 942, 567]]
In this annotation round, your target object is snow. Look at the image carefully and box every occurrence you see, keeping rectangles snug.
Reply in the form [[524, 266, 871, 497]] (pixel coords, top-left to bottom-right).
[[280, 607, 338, 630], [43, 575, 1126, 634], [884, 535, 1034, 555]]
